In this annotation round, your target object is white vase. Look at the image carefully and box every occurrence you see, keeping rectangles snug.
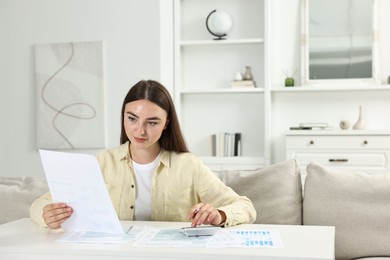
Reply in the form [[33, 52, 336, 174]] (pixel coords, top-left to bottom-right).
[[352, 106, 365, 130], [234, 71, 243, 81]]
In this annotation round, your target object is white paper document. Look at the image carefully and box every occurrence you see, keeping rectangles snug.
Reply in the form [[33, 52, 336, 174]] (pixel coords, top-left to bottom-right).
[[134, 228, 283, 248], [56, 225, 147, 244], [39, 149, 124, 234]]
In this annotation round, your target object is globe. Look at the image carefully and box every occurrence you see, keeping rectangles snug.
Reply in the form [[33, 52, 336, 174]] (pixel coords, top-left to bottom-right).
[[206, 10, 233, 40]]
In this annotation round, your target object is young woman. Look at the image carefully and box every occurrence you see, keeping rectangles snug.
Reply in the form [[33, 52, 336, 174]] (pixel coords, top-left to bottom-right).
[[30, 80, 256, 229]]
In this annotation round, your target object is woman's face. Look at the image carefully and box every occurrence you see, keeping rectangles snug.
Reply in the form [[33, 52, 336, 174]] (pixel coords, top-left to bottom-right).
[[124, 99, 168, 152]]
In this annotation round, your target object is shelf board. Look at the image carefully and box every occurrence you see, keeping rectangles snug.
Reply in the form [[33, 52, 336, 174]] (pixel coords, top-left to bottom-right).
[[271, 85, 390, 92], [201, 156, 265, 165], [180, 38, 264, 47], [286, 129, 390, 136], [180, 88, 265, 94], [200, 156, 266, 171]]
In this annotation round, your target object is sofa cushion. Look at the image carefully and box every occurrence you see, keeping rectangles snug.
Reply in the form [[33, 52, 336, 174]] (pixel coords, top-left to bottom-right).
[[354, 258, 390, 260], [303, 162, 390, 260], [213, 159, 303, 225], [0, 176, 48, 224]]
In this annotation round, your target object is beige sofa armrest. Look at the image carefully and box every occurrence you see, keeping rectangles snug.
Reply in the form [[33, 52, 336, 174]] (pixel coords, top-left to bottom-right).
[[0, 176, 48, 225]]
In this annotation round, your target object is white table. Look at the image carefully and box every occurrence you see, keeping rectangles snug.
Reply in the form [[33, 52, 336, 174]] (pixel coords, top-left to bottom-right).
[[0, 218, 334, 260]]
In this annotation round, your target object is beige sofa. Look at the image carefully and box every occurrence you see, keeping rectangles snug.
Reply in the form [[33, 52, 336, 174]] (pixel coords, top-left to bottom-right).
[[214, 160, 390, 260], [1, 160, 390, 260]]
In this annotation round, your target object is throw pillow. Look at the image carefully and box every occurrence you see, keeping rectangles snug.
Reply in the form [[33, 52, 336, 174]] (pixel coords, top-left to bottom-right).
[[304, 162, 390, 260], [214, 159, 303, 225]]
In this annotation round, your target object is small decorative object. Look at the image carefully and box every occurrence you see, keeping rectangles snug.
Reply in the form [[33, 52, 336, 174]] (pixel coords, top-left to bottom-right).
[[243, 66, 253, 80], [284, 69, 297, 87], [231, 67, 255, 88], [285, 77, 294, 87], [206, 10, 233, 40], [352, 105, 365, 130], [339, 120, 350, 130], [234, 71, 243, 81]]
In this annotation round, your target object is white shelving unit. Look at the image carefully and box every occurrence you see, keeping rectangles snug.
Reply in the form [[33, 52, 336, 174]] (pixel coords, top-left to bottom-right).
[[161, 0, 390, 169], [159, 0, 390, 169], [171, 0, 269, 170]]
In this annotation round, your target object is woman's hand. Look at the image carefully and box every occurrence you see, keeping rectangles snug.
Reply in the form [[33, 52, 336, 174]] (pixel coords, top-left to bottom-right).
[[42, 203, 73, 229], [187, 203, 226, 227]]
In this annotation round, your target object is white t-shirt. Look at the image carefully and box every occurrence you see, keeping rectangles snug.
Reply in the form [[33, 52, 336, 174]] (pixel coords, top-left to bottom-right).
[[132, 153, 160, 221]]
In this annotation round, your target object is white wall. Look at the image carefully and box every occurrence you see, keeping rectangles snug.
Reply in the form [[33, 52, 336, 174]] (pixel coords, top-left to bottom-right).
[[0, 0, 161, 176]]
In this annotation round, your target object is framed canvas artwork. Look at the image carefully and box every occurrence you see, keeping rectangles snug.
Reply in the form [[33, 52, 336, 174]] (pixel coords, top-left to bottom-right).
[[35, 41, 106, 149]]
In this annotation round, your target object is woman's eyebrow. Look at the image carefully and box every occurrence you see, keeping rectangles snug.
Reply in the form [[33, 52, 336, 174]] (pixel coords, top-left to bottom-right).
[[146, 117, 161, 121], [126, 111, 139, 118], [126, 111, 161, 121]]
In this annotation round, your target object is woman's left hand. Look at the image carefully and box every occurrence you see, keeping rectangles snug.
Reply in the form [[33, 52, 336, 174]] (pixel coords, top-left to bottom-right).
[[187, 203, 226, 227]]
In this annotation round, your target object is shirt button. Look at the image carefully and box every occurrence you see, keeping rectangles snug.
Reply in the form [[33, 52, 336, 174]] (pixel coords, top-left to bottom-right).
[[130, 205, 134, 209], [131, 185, 134, 188]]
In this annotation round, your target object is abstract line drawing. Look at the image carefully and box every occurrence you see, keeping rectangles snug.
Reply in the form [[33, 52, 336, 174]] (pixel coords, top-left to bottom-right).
[[35, 41, 105, 149]]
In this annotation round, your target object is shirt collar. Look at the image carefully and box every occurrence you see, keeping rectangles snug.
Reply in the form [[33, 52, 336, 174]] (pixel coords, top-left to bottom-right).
[[118, 141, 131, 162], [119, 141, 171, 168], [160, 149, 170, 168]]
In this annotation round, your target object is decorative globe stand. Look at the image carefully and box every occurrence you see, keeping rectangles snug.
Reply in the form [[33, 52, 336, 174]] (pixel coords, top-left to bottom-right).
[[205, 9, 233, 40]]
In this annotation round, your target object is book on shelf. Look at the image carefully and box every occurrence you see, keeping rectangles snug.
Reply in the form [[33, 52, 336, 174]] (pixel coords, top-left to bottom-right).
[[212, 132, 242, 157], [298, 122, 329, 128], [230, 80, 256, 88], [290, 126, 334, 130]]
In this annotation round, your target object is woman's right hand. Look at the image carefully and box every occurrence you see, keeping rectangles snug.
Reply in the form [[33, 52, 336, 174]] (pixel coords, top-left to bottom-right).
[[42, 203, 73, 229]]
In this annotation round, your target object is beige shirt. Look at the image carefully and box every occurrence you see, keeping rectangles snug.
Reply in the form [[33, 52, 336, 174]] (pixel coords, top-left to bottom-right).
[[30, 142, 256, 227]]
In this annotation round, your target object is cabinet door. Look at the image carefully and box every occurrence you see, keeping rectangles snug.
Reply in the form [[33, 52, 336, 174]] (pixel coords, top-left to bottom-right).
[[291, 152, 388, 169]]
